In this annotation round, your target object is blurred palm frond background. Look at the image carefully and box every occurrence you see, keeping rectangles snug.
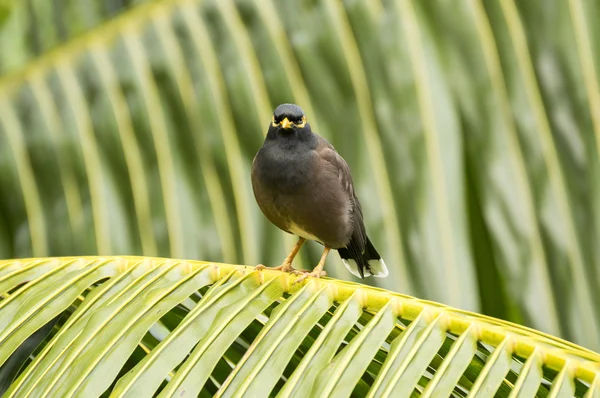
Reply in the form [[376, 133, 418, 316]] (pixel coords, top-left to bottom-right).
[[0, 0, 599, 351]]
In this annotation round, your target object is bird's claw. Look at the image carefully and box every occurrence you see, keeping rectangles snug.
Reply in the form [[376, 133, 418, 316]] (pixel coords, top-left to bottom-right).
[[292, 270, 327, 284], [290, 269, 310, 275], [255, 263, 300, 273]]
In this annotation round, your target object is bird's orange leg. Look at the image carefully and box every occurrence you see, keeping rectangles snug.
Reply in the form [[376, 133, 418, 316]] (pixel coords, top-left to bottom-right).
[[256, 238, 306, 273], [293, 247, 330, 284]]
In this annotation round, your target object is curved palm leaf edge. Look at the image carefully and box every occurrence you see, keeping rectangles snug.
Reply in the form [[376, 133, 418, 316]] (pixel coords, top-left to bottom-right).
[[0, 256, 598, 397]]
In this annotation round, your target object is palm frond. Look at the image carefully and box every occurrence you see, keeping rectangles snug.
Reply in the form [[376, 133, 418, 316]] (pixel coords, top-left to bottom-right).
[[1, 257, 598, 397]]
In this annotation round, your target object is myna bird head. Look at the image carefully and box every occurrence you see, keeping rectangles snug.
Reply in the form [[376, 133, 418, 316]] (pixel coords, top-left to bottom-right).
[[271, 103, 307, 131]]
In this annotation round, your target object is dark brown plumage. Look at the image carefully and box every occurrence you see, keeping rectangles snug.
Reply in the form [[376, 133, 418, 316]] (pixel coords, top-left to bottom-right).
[[251, 103, 388, 280]]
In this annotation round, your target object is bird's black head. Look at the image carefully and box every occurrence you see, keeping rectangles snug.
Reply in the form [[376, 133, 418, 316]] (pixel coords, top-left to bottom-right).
[[271, 103, 307, 131]]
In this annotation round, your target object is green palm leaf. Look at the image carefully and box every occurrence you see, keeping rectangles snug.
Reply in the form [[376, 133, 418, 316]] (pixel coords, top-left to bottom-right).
[[1, 0, 599, 356], [1, 256, 599, 397]]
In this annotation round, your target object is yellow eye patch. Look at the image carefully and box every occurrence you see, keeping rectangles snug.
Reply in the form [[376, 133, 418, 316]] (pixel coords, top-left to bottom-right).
[[295, 116, 307, 128]]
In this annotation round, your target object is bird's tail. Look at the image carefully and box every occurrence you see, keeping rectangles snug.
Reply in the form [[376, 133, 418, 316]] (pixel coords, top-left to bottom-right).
[[337, 237, 389, 279]]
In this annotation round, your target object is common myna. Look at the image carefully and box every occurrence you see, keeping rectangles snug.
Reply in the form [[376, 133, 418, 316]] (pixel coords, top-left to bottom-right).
[[251, 103, 388, 281]]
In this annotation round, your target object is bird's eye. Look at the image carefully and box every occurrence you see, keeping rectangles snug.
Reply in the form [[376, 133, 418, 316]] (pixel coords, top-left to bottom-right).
[[296, 118, 304, 125]]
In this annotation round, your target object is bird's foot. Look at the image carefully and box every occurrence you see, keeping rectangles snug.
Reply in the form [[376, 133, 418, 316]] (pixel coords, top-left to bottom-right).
[[293, 269, 327, 284], [256, 262, 299, 273]]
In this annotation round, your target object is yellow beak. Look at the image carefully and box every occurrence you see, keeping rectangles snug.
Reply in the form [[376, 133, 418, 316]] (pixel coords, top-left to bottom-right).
[[280, 118, 293, 129]]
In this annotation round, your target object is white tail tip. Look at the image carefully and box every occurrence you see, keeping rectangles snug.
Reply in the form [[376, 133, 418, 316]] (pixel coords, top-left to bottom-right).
[[342, 258, 388, 278]]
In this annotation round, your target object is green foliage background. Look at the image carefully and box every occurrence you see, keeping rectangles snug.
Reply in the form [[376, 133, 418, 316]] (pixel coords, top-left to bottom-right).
[[0, 0, 599, 351]]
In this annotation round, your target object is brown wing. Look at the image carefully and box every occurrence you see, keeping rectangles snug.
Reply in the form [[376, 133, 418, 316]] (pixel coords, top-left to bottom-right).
[[316, 138, 356, 199], [316, 137, 367, 250]]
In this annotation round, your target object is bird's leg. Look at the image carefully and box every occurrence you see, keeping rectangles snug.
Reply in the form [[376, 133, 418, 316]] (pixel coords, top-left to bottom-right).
[[256, 238, 306, 273], [277, 237, 306, 271], [293, 247, 330, 284]]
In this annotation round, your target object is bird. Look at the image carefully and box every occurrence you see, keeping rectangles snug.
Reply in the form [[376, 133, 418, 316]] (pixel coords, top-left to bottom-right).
[[251, 103, 388, 282]]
